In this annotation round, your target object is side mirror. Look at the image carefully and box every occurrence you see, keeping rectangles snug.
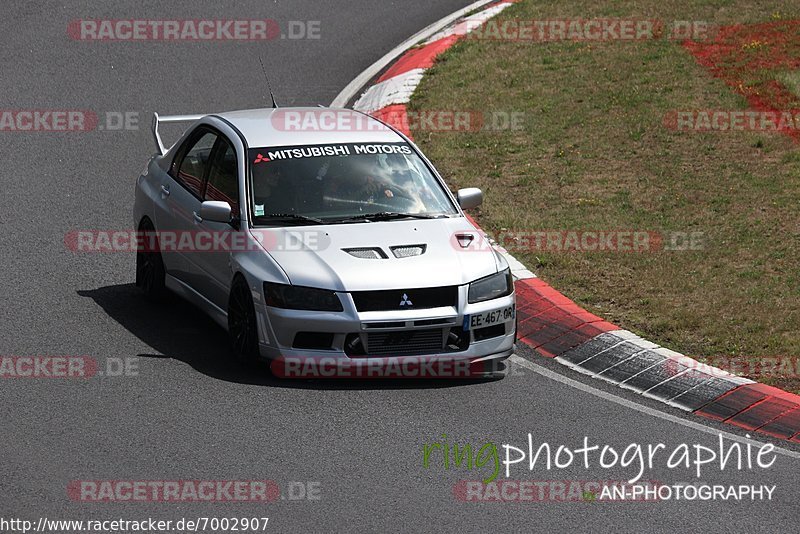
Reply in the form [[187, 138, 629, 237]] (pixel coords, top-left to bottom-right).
[[456, 188, 483, 210], [198, 201, 233, 223]]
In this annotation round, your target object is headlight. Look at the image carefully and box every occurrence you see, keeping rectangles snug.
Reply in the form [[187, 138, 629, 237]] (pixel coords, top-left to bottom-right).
[[468, 268, 513, 304], [264, 282, 343, 311]]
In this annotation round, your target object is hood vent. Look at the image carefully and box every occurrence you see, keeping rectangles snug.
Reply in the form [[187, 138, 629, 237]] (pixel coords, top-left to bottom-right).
[[390, 244, 426, 258], [343, 247, 387, 259], [454, 233, 474, 248]]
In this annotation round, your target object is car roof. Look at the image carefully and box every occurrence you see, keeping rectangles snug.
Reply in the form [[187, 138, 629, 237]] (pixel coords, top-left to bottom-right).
[[213, 107, 405, 148]]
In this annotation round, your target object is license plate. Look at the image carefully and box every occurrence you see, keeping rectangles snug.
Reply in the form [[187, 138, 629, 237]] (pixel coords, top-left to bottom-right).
[[464, 305, 515, 331]]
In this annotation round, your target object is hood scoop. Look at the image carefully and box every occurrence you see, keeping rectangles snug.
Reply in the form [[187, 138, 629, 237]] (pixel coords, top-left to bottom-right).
[[343, 247, 388, 259], [343, 245, 427, 259], [390, 244, 427, 258]]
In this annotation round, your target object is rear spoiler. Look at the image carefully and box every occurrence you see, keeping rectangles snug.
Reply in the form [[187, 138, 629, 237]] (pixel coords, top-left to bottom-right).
[[152, 112, 206, 155]]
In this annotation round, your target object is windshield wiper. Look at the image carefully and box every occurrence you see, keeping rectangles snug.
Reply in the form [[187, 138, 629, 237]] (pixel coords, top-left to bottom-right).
[[330, 212, 449, 223], [253, 213, 325, 225]]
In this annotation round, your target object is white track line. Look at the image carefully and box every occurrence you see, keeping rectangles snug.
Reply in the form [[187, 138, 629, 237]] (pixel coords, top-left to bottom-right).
[[509, 355, 800, 460], [353, 68, 426, 113], [330, 0, 499, 108]]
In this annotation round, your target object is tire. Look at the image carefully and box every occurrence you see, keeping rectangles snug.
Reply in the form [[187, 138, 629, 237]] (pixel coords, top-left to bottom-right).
[[135, 219, 167, 300], [228, 276, 260, 363]]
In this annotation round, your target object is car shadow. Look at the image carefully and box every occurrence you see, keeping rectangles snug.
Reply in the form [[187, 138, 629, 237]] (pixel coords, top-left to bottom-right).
[[77, 284, 502, 390]]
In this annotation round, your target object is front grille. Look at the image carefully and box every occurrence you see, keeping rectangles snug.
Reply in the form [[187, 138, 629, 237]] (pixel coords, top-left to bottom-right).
[[366, 328, 444, 356], [351, 286, 458, 312], [364, 321, 406, 329], [414, 318, 451, 327]]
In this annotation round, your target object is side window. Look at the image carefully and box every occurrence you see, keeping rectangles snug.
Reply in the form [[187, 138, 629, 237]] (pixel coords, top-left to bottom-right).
[[176, 131, 217, 197], [205, 139, 240, 215]]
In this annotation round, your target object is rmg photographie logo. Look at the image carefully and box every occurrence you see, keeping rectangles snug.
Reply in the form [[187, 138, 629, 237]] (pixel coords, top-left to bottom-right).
[[422, 433, 779, 502]]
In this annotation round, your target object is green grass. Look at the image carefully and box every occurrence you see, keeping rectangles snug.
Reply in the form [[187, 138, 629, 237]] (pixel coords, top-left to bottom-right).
[[777, 70, 800, 98], [410, 0, 800, 391]]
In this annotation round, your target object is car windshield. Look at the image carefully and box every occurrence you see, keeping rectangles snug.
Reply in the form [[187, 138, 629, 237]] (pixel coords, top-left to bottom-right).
[[248, 142, 458, 224]]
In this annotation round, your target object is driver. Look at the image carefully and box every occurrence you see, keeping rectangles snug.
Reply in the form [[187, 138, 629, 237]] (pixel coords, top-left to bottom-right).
[[359, 175, 395, 204], [323, 172, 394, 207]]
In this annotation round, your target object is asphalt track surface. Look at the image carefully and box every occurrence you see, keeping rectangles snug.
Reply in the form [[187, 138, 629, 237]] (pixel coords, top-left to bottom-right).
[[1, 1, 798, 533]]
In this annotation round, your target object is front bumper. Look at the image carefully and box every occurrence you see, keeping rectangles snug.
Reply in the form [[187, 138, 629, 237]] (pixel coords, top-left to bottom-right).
[[255, 284, 516, 365]]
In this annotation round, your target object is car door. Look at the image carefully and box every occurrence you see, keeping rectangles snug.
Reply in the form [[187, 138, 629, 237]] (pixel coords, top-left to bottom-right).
[[192, 135, 241, 310], [153, 127, 217, 288]]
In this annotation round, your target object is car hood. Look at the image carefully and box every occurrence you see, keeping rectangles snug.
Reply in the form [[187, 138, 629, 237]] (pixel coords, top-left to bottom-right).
[[251, 217, 503, 291]]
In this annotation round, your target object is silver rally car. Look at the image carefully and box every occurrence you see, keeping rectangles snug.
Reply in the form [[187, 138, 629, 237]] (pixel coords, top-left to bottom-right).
[[134, 107, 516, 370]]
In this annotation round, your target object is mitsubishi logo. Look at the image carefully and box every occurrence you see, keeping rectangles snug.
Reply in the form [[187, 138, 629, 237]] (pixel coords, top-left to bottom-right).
[[399, 293, 413, 306]]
